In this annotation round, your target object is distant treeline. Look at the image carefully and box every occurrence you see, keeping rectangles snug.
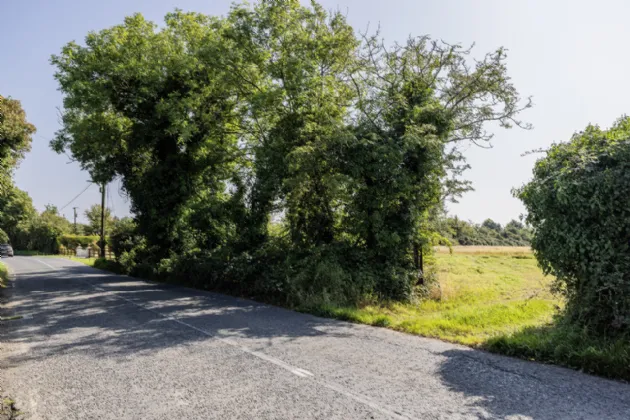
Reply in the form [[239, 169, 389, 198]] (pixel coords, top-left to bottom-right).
[[437, 217, 532, 246]]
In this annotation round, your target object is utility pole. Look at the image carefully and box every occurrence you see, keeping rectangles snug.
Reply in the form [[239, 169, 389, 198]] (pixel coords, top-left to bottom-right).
[[73, 207, 78, 234], [99, 183, 106, 258]]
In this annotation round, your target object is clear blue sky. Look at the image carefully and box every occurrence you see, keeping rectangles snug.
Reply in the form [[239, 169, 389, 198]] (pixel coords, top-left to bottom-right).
[[2, 0, 629, 224]]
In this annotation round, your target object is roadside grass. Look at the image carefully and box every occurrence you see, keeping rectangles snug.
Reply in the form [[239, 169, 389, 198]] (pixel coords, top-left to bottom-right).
[[46, 255, 124, 274], [0, 262, 8, 287], [304, 247, 630, 381], [305, 249, 558, 346], [44, 255, 98, 266], [13, 250, 42, 256], [486, 323, 630, 381]]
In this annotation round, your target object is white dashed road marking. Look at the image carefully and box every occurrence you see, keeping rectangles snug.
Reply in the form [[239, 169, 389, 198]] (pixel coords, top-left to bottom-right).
[[34, 258, 412, 420]]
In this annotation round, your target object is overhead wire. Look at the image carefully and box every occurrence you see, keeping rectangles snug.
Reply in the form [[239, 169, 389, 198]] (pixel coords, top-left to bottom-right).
[[107, 183, 116, 217], [59, 183, 93, 212]]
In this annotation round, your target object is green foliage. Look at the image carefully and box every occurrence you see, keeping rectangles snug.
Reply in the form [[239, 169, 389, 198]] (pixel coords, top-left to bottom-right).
[[83, 204, 114, 235], [0, 262, 7, 286], [58, 234, 99, 249], [10, 205, 72, 253], [14, 218, 61, 254], [51, 1, 530, 306], [0, 95, 35, 195], [93, 258, 125, 274], [0, 228, 8, 244], [517, 116, 630, 334], [0, 185, 36, 242], [108, 217, 142, 260], [39, 205, 72, 233], [486, 323, 630, 381], [437, 216, 532, 246]]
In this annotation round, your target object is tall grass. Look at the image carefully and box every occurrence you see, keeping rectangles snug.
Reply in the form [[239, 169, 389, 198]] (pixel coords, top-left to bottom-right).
[[304, 250, 558, 345]]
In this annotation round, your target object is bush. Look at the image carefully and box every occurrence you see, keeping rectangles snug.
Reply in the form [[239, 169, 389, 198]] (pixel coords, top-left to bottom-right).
[[517, 117, 630, 334], [58, 234, 99, 250], [14, 218, 61, 254], [486, 323, 630, 381], [93, 258, 124, 274], [0, 228, 8, 244], [109, 218, 141, 260]]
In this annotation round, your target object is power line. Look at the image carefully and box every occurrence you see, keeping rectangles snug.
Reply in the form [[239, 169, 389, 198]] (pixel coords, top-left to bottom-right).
[[59, 183, 93, 212], [107, 184, 115, 217]]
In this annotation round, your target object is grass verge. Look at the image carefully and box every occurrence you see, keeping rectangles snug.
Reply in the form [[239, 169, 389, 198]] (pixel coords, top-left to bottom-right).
[[13, 250, 43, 256], [302, 248, 630, 381], [486, 323, 630, 380], [304, 250, 557, 345], [0, 262, 8, 287], [48, 255, 124, 274]]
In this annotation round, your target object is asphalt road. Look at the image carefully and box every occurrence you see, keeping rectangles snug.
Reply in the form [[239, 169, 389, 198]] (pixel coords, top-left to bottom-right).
[[1, 256, 629, 419]]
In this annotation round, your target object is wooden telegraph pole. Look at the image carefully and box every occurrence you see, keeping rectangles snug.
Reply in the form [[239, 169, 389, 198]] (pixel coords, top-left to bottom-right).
[[73, 207, 78, 234], [99, 183, 106, 258]]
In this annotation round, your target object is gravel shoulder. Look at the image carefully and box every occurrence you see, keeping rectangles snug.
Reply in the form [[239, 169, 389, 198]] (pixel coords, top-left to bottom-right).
[[1, 256, 629, 419]]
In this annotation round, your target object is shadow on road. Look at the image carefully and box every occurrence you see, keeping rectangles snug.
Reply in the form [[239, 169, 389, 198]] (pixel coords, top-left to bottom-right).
[[2, 260, 630, 419], [1, 264, 349, 365]]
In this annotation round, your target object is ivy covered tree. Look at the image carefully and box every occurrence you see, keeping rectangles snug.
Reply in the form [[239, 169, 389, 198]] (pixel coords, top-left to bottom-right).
[[517, 117, 630, 334], [51, 0, 530, 304]]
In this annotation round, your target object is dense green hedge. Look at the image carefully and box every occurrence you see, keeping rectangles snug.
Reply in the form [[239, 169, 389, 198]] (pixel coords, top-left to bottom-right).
[[58, 234, 99, 249], [518, 117, 630, 334]]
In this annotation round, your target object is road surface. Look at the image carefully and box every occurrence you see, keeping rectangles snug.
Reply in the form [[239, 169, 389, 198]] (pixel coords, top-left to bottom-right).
[[1, 256, 629, 419]]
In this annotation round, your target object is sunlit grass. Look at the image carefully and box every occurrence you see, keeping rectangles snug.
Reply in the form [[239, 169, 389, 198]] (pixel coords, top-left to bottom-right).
[[309, 248, 559, 346], [46, 255, 98, 266], [0, 261, 8, 287]]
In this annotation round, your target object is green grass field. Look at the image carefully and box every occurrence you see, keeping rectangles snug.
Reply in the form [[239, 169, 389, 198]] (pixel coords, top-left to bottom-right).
[[310, 248, 559, 345]]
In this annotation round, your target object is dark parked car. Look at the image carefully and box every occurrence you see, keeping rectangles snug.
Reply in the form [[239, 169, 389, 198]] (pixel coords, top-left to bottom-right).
[[0, 244, 14, 257]]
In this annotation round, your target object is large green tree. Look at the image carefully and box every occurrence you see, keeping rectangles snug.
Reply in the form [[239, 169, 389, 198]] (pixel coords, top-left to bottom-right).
[[51, 11, 243, 257], [517, 117, 630, 334], [51, 0, 530, 304], [0, 95, 35, 195], [83, 204, 114, 235], [0, 95, 37, 245], [0, 184, 36, 241]]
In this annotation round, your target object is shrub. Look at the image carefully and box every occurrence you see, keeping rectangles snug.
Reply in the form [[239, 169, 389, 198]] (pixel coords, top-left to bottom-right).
[[14, 218, 61, 254], [486, 323, 630, 381], [109, 218, 141, 260], [93, 258, 124, 274], [58, 234, 99, 250], [517, 117, 630, 334]]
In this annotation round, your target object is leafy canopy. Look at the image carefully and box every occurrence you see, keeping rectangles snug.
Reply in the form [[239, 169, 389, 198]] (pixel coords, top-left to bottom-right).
[[0, 95, 35, 195], [83, 204, 114, 235], [51, 0, 530, 304]]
